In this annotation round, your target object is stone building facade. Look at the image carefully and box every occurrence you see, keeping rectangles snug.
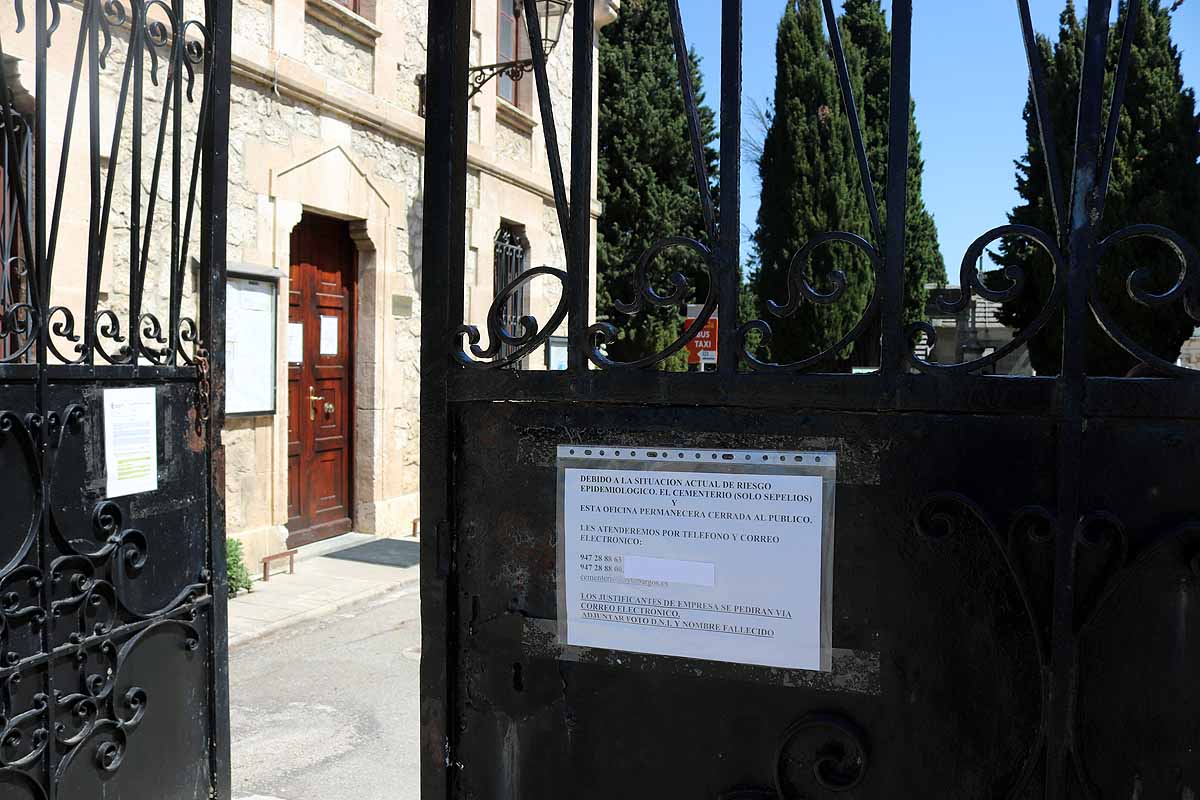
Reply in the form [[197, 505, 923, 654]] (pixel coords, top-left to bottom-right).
[[223, 0, 617, 563], [5, 0, 617, 568]]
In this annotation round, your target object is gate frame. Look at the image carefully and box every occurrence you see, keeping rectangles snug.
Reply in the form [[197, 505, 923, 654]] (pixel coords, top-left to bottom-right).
[[420, 1, 1200, 798], [0, 0, 235, 790], [203, 0, 235, 794]]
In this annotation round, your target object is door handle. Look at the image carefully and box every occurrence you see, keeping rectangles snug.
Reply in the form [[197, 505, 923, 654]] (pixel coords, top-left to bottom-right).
[[308, 386, 325, 421]]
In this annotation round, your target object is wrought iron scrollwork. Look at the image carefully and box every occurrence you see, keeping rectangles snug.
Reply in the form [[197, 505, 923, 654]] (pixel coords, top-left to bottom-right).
[[454, 267, 568, 369], [583, 0, 721, 370], [740, 233, 882, 372], [0, 0, 209, 368], [588, 236, 719, 369], [718, 712, 870, 799], [0, 408, 212, 794], [915, 489, 1200, 797], [774, 712, 868, 795], [1089, 224, 1200, 376], [908, 225, 1066, 373]]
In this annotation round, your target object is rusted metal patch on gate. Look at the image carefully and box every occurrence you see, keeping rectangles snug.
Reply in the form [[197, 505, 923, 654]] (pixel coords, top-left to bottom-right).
[[516, 426, 888, 485], [520, 617, 881, 696]]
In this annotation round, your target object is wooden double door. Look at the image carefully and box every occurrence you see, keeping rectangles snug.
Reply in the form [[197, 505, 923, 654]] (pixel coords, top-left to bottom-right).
[[287, 213, 356, 547]]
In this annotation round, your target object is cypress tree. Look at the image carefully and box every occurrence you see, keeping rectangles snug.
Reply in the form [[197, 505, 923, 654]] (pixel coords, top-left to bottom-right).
[[751, 0, 871, 365], [995, 0, 1200, 375], [840, 0, 945, 341], [750, 0, 943, 366], [595, 0, 718, 369]]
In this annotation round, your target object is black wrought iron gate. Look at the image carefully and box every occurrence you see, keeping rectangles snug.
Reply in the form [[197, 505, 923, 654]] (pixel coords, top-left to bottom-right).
[[0, 0, 232, 793], [421, 0, 1200, 798]]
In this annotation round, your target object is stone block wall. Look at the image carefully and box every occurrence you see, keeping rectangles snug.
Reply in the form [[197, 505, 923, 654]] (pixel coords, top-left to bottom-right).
[[304, 15, 374, 93]]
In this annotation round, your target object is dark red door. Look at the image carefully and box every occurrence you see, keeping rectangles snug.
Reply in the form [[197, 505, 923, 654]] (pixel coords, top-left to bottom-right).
[[287, 213, 355, 547]]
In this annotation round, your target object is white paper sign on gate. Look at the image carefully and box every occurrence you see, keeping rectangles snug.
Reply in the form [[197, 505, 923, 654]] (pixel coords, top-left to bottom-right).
[[103, 387, 159, 498], [557, 446, 836, 672]]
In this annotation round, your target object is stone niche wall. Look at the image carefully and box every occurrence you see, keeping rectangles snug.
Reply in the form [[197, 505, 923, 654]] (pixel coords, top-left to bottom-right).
[[233, 0, 272, 49], [304, 15, 375, 94], [496, 120, 533, 164], [394, 0, 426, 114]]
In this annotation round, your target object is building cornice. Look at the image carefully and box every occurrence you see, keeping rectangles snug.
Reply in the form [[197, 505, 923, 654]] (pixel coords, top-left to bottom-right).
[[305, 0, 383, 46], [231, 50, 603, 218]]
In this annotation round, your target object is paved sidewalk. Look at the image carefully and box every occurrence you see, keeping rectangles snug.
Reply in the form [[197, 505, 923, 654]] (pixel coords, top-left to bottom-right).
[[227, 535, 421, 649]]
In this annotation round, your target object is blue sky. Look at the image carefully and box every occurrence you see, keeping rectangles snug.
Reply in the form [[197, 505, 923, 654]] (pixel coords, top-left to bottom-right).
[[684, 1, 1200, 282]]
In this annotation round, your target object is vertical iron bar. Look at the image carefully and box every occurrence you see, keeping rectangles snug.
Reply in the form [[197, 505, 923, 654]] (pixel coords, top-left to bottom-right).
[[170, 0, 184, 364], [667, 0, 716, 244], [45, 10, 86, 300], [97, 41, 136, 292], [822, 0, 882, 246], [1017, 0, 1069, 244], [32, 0, 51, 788], [880, 0, 912, 386], [567, 0, 593, 370], [201, 0, 232, 793], [522, 0, 572, 262], [717, 0, 740, 376], [419, 1, 469, 798], [85, 0, 102, 364], [130, 3, 145, 363], [140, 64, 176, 304], [1096, 0, 1140, 219], [1047, 2, 1111, 797]]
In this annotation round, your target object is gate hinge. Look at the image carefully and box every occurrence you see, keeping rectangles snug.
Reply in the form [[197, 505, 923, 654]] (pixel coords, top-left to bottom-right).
[[436, 519, 451, 577]]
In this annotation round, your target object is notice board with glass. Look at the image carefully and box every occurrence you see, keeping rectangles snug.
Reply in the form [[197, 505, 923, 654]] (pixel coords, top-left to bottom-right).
[[226, 270, 279, 416]]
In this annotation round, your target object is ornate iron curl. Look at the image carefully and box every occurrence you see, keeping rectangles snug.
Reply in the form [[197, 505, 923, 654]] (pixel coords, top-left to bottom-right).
[[739, 232, 880, 373], [53, 618, 200, 783], [453, 266, 567, 369], [1089, 224, 1200, 377], [0, 302, 38, 364], [1074, 511, 1128, 562], [586, 236, 718, 370], [175, 317, 200, 364], [45, 306, 84, 364], [773, 712, 869, 795], [136, 312, 170, 364], [0, 693, 48, 769], [0, 411, 44, 582], [468, 60, 533, 100], [93, 310, 130, 364], [50, 554, 118, 639], [141, 0, 177, 87], [98, 0, 129, 68], [908, 224, 1065, 374], [179, 19, 209, 102]]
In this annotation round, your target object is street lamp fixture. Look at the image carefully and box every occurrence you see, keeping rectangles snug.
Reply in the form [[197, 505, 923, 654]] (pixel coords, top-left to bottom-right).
[[468, 0, 571, 100]]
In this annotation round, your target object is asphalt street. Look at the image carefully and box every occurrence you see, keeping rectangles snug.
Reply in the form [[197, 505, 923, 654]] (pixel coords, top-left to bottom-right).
[[230, 587, 422, 800]]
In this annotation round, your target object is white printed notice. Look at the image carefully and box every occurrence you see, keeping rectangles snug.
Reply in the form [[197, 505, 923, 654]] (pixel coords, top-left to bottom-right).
[[558, 447, 835, 671], [103, 387, 159, 498], [319, 316, 339, 356]]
